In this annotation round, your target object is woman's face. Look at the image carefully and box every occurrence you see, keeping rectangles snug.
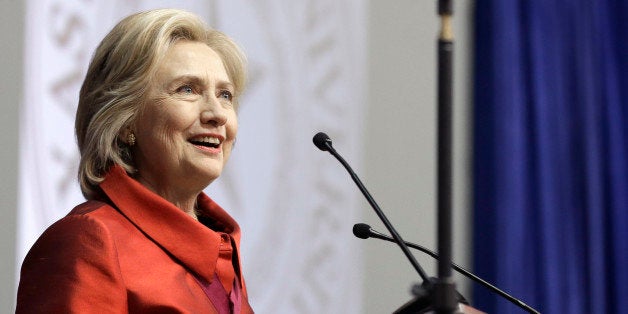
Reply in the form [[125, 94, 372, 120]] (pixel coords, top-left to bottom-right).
[[132, 40, 238, 198]]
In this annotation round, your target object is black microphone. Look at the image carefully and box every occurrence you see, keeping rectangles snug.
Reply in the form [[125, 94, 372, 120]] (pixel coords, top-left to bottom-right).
[[354, 223, 541, 314], [312, 132, 332, 151], [312, 132, 432, 287]]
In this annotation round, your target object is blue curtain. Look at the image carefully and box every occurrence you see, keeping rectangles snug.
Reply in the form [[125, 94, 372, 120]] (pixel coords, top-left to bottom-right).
[[473, 0, 628, 313]]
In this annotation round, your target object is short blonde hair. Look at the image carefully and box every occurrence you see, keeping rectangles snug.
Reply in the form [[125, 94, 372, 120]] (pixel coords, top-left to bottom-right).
[[75, 9, 247, 199]]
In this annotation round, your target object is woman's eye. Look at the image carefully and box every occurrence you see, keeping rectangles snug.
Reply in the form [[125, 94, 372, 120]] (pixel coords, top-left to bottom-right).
[[176, 85, 194, 94], [219, 90, 233, 101]]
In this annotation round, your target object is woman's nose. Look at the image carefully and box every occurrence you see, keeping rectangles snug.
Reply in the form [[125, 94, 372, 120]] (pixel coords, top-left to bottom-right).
[[200, 97, 227, 126]]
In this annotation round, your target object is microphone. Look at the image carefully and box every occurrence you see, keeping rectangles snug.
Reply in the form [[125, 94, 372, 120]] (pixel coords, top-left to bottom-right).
[[312, 132, 432, 287], [312, 132, 332, 151], [354, 223, 541, 314]]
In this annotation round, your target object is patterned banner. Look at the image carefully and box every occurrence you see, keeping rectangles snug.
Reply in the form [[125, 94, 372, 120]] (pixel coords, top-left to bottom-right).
[[18, 0, 366, 313]]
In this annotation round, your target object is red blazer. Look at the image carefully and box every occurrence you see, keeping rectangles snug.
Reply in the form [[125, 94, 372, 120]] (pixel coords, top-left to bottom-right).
[[17, 166, 254, 313]]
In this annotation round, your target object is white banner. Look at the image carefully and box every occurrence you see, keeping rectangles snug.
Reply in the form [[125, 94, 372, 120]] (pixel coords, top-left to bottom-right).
[[19, 1, 366, 313]]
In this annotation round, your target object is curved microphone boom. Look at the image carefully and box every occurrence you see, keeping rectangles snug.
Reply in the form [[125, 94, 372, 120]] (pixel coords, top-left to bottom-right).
[[353, 223, 541, 314], [312, 132, 432, 286]]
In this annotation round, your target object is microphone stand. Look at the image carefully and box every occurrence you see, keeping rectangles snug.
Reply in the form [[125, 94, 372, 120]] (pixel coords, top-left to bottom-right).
[[434, 0, 457, 313], [406, 0, 461, 312], [401, 0, 459, 313], [434, 0, 458, 314], [317, 0, 462, 311]]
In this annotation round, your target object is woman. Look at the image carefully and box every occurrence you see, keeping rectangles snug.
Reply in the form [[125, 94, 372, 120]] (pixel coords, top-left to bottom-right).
[[17, 9, 253, 313]]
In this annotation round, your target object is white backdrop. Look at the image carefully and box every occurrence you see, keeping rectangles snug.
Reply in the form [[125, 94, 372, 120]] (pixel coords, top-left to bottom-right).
[[18, 1, 366, 313]]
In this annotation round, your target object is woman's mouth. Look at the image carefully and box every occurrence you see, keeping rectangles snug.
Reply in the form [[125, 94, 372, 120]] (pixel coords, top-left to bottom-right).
[[188, 135, 223, 152]]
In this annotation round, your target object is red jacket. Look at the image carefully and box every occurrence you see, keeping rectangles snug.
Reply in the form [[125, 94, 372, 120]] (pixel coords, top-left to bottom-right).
[[17, 166, 254, 313]]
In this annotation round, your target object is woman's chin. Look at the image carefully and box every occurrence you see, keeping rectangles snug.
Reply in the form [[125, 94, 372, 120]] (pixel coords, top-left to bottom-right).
[[197, 167, 223, 185]]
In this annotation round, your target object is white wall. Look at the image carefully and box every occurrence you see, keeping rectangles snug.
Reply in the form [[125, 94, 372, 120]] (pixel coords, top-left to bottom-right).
[[0, 1, 473, 312]]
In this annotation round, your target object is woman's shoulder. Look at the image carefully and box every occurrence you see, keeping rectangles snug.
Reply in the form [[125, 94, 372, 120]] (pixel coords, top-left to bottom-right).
[[33, 201, 123, 246], [19, 199, 137, 276], [17, 201, 130, 313], [67, 199, 113, 216], [33, 200, 134, 247], [62, 199, 130, 227]]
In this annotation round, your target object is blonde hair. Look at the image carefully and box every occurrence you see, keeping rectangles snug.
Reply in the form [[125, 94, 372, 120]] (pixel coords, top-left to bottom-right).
[[75, 9, 247, 199]]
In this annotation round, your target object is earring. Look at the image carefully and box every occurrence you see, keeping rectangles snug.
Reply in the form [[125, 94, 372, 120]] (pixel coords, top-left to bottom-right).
[[127, 133, 136, 146]]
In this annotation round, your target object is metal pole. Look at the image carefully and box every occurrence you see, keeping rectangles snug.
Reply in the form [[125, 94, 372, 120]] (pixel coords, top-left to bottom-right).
[[435, 0, 458, 313]]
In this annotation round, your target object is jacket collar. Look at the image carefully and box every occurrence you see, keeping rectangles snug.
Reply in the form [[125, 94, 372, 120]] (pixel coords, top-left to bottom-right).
[[99, 165, 243, 286]]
